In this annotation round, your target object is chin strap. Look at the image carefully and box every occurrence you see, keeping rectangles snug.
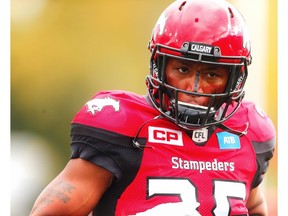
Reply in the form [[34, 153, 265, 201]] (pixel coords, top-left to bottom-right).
[[132, 115, 162, 149], [217, 122, 249, 137]]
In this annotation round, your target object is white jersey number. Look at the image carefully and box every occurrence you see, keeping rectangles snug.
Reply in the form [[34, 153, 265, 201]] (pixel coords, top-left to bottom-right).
[[132, 178, 246, 216]]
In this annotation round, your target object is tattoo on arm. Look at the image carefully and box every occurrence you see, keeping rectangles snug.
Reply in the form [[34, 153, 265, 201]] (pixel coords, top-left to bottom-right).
[[41, 180, 76, 206]]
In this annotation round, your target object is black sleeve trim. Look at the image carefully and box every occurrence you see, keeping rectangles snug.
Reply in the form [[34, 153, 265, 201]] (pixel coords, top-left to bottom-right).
[[252, 137, 276, 154], [71, 140, 122, 179], [251, 137, 276, 188], [70, 123, 144, 181], [71, 123, 135, 147]]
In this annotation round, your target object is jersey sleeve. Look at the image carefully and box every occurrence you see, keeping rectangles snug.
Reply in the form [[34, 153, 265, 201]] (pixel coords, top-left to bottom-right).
[[244, 102, 276, 188], [69, 91, 152, 180], [70, 123, 144, 180]]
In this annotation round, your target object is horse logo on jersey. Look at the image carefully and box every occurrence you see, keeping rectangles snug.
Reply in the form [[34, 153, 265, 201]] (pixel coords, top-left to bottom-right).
[[86, 97, 120, 115]]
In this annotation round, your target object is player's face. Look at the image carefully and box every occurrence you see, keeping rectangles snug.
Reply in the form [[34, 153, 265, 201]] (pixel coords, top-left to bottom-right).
[[166, 58, 230, 107]]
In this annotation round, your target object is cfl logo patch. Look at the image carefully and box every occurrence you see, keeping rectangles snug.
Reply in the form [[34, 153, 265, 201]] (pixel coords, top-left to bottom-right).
[[148, 126, 183, 146], [192, 128, 208, 143]]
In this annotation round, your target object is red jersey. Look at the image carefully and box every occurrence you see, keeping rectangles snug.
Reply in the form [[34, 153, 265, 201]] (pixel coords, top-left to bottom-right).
[[71, 90, 275, 216]]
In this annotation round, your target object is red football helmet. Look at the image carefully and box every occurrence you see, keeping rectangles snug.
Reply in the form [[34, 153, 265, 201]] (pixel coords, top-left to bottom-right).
[[146, 0, 252, 129]]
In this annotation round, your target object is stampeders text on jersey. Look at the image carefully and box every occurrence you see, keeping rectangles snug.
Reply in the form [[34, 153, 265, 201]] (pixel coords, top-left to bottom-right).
[[171, 156, 235, 173]]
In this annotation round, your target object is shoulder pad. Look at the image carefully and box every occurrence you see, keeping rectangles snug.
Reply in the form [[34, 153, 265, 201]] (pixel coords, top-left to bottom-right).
[[227, 100, 276, 143], [71, 90, 158, 136]]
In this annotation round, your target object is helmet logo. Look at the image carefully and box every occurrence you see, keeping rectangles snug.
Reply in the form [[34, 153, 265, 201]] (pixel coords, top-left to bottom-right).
[[155, 12, 168, 35], [191, 44, 212, 54], [86, 97, 120, 115]]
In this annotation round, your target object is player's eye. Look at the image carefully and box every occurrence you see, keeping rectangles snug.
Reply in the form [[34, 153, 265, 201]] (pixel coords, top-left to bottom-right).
[[177, 66, 189, 74], [207, 72, 218, 78]]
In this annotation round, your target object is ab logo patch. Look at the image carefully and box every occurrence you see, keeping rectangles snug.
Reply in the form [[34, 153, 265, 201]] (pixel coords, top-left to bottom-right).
[[216, 132, 240, 150]]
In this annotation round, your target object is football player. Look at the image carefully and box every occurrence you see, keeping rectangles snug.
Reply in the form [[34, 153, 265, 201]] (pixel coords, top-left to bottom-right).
[[30, 0, 275, 215]]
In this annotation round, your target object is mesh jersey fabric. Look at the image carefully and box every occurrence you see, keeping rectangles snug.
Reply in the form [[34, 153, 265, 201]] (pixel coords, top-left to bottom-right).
[[71, 90, 276, 216]]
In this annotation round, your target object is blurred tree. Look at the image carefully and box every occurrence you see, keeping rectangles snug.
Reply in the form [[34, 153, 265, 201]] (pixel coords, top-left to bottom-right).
[[11, 0, 172, 164]]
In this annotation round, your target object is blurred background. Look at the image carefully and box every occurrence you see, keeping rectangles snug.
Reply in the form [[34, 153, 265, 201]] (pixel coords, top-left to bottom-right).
[[11, 0, 277, 215]]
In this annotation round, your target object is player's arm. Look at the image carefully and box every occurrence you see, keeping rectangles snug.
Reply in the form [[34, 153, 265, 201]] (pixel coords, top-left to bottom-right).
[[246, 185, 268, 216], [30, 158, 113, 216]]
